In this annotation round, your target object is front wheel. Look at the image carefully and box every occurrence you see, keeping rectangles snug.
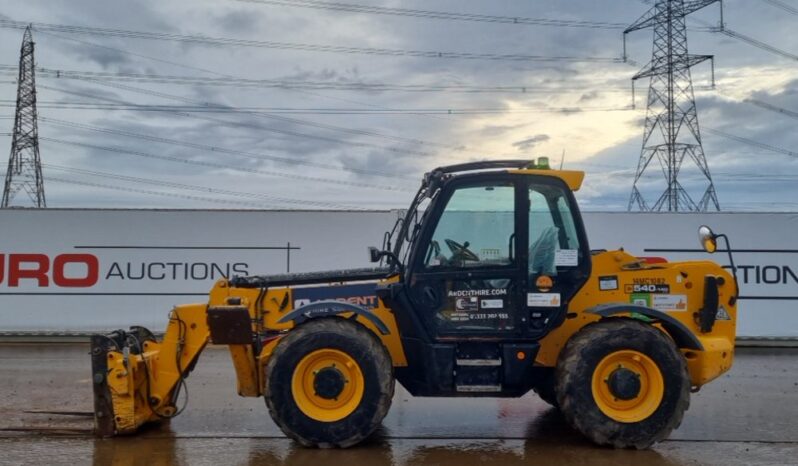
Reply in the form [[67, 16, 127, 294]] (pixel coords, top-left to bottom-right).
[[264, 318, 394, 448], [556, 318, 690, 449]]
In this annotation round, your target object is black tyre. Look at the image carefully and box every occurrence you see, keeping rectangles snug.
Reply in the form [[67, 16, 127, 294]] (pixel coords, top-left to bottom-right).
[[532, 369, 559, 409], [264, 318, 394, 448], [556, 318, 690, 449]]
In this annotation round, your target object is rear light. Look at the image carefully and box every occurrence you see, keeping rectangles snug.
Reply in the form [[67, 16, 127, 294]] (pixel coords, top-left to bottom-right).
[[639, 256, 668, 264]]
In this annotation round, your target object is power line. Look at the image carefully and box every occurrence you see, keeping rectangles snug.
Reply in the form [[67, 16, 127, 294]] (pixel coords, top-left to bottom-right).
[[36, 84, 435, 158], [38, 115, 417, 180], [9, 100, 632, 115], [744, 98, 798, 120], [2, 64, 631, 94], [31, 30, 458, 125], [38, 136, 414, 192], [29, 27, 512, 157], [45, 176, 308, 209], [71, 73, 459, 150], [41, 78, 629, 160], [704, 127, 798, 158], [0, 18, 625, 63], [763, 0, 798, 15], [40, 163, 364, 209], [4, 29, 469, 150], [718, 28, 798, 62], [235, 0, 628, 29], [639, 0, 798, 61], [79, 76, 461, 150], [714, 172, 798, 180]]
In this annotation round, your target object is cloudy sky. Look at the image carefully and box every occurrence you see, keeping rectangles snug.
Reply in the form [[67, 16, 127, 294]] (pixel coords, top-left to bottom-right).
[[0, 0, 796, 211]]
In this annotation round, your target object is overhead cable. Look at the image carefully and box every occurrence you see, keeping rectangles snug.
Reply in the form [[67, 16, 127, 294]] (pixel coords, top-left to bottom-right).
[[235, 0, 627, 29], [0, 18, 624, 63], [38, 136, 414, 192]]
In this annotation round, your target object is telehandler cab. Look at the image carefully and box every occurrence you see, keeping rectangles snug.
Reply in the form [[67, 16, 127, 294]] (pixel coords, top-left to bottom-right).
[[91, 159, 737, 449]]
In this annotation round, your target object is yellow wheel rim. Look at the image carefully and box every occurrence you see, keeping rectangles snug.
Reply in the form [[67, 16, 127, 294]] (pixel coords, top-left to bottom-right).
[[291, 348, 364, 422], [591, 350, 664, 423]]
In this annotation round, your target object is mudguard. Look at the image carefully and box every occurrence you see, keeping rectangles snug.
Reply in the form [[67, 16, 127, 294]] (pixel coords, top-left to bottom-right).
[[587, 303, 703, 351], [277, 300, 391, 335]]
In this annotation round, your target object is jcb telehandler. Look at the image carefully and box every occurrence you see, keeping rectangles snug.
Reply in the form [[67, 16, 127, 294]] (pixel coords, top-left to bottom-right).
[[91, 159, 737, 449]]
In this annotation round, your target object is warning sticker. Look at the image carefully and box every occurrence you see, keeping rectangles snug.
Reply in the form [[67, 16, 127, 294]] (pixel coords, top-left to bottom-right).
[[652, 294, 688, 311], [716, 306, 731, 321], [554, 249, 578, 266], [527, 293, 561, 307], [599, 275, 619, 291]]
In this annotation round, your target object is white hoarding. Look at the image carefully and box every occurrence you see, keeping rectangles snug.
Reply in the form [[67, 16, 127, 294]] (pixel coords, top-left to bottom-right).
[[0, 209, 795, 337], [0, 209, 396, 332]]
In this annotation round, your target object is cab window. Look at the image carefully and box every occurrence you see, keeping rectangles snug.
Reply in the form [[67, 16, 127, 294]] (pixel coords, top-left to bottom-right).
[[424, 183, 515, 269], [528, 183, 581, 276]]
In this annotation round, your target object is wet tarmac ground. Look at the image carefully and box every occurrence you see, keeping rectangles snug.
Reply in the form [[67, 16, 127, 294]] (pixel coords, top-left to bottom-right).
[[1, 344, 797, 465]]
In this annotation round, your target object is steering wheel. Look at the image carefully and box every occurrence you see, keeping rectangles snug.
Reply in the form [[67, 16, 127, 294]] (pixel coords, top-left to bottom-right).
[[444, 239, 480, 263]]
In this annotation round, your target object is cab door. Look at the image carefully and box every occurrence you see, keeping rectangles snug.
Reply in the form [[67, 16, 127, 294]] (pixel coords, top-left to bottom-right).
[[524, 178, 591, 336], [407, 176, 526, 338]]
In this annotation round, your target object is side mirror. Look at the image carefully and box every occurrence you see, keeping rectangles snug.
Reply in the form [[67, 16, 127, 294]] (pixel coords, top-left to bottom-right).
[[698, 225, 717, 253], [368, 246, 382, 263]]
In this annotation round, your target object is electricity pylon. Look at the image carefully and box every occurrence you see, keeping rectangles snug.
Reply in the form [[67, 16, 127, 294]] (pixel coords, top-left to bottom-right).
[[2, 25, 45, 208], [625, 0, 721, 212]]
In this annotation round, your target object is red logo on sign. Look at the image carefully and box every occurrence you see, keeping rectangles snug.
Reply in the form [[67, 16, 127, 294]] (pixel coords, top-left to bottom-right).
[[0, 253, 99, 287]]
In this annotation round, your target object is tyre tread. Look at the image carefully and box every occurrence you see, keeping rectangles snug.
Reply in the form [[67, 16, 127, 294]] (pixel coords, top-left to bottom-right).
[[264, 318, 394, 448], [556, 318, 690, 449]]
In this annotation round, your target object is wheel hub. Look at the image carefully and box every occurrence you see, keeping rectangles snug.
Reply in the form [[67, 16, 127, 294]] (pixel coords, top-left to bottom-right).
[[313, 366, 346, 400], [291, 348, 365, 422], [590, 349, 665, 423], [606, 367, 641, 401]]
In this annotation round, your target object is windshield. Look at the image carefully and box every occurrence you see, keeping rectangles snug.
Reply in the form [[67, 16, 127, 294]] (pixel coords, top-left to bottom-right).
[[382, 182, 438, 269]]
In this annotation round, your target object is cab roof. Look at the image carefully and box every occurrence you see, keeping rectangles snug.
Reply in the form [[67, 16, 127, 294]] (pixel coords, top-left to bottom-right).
[[426, 159, 584, 192]]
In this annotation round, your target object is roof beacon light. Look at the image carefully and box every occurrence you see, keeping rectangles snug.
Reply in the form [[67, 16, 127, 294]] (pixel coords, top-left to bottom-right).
[[537, 157, 550, 169]]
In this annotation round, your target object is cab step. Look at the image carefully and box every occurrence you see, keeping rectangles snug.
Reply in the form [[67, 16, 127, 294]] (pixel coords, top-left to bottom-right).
[[454, 343, 502, 391], [455, 384, 503, 393], [455, 358, 502, 366]]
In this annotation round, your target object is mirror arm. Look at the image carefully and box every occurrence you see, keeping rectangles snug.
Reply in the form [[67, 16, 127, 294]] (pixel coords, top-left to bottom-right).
[[714, 233, 739, 297], [378, 250, 404, 275]]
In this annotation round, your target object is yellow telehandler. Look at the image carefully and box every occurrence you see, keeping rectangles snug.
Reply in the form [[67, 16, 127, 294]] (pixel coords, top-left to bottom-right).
[[91, 159, 737, 449]]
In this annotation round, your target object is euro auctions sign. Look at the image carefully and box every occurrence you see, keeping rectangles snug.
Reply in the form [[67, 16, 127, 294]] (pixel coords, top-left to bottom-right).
[[0, 209, 396, 332], [0, 252, 249, 288], [1, 208, 797, 338]]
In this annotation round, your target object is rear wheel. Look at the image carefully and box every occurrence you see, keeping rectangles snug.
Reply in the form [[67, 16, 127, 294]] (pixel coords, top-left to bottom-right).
[[556, 318, 690, 449], [265, 318, 394, 448]]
